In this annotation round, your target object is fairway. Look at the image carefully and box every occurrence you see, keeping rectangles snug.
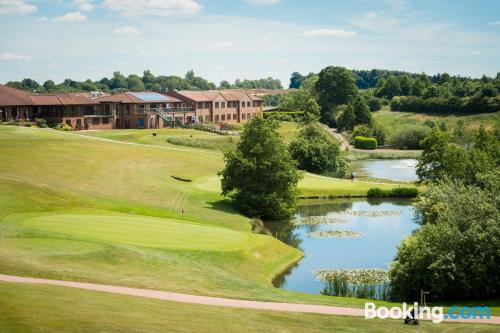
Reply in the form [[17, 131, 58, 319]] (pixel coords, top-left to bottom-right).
[[20, 211, 254, 251]]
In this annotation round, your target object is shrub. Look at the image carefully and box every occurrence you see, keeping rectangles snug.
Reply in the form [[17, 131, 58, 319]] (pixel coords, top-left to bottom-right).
[[367, 97, 382, 112], [35, 118, 48, 128], [55, 123, 72, 131], [367, 187, 419, 198], [387, 125, 429, 149], [289, 123, 346, 176], [354, 136, 377, 150]]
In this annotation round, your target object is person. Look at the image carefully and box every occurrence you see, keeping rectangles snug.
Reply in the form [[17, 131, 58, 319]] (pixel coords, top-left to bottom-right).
[[350, 172, 355, 181]]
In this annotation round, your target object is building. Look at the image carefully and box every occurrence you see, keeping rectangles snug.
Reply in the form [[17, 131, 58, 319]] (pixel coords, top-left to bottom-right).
[[165, 90, 263, 124], [0, 84, 263, 130], [97, 92, 194, 129]]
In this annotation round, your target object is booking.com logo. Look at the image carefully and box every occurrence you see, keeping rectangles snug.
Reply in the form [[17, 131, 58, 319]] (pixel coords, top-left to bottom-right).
[[365, 302, 491, 323]]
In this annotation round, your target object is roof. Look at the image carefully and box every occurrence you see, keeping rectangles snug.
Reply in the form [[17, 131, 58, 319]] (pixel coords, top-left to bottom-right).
[[0, 84, 33, 106], [29, 93, 98, 106], [167, 91, 223, 102], [98, 92, 182, 104]]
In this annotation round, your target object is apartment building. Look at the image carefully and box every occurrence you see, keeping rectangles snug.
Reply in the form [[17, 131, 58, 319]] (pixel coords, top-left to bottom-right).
[[0, 84, 263, 130]]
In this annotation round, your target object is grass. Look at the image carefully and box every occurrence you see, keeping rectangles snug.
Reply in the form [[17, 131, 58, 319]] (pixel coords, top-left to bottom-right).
[[0, 125, 497, 331], [80, 121, 300, 151], [373, 109, 500, 137], [1, 283, 497, 333]]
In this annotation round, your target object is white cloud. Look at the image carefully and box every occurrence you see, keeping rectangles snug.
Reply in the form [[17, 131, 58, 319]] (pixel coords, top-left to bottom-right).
[[0, 0, 37, 15], [74, 0, 95, 12], [53, 12, 87, 23], [103, 0, 201, 17], [37, 16, 48, 22], [113, 26, 141, 36], [0, 52, 32, 61], [488, 21, 500, 26], [244, 0, 280, 5], [301, 28, 356, 38]]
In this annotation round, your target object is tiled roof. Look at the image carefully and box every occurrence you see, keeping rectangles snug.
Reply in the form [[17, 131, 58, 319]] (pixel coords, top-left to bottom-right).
[[168, 91, 223, 102], [28, 93, 98, 106], [0, 84, 33, 106]]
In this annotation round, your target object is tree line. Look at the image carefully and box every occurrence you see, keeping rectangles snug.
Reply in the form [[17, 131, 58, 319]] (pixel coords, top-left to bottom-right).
[[5, 70, 283, 93]]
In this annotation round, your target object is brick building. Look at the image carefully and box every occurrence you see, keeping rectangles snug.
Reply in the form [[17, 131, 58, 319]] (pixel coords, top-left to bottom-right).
[[0, 84, 263, 130]]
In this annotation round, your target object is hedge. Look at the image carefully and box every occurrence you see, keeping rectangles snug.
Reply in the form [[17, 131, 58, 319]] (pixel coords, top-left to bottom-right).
[[354, 136, 377, 150], [367, 187, 419, 198]]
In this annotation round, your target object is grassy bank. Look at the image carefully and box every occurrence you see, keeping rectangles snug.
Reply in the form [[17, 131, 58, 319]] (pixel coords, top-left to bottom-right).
[[2, 282, 496, 333]]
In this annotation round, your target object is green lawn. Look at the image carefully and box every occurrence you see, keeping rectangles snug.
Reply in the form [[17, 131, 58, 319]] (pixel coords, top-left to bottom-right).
[[80, 121, 300, 151], [0, 125, 496, 331], [1, 283, 497, 333]]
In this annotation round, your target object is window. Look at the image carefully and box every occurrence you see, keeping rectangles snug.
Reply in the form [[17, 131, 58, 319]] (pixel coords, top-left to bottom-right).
[[233, 114, 237, 120], [197, 103, 202, 109], [247, 101, 251, 107], [102, 118, 109, 124], [215, 115, 219, 122], [65, 120, 72, 126], [221, 115, 226, 121], [215, 102, 220, 108], [247, 113, 251, 119], [104, 105, 110, 112], [137, 118, 145, 127], [92, 118, 100, 125], [241, 101, 245, 108], [242, 113, 246, 119]]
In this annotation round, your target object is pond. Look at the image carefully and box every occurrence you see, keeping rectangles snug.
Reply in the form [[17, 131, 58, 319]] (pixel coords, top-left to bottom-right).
[[264, 199, 419, 295], [353, 159, 418, 182]]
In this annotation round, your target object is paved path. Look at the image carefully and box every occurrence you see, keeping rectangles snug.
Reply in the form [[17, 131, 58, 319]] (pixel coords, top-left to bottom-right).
[[1, 274, 498, 324]]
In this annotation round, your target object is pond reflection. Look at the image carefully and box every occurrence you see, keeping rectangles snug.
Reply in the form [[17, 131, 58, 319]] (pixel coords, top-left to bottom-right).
[[263, 198, 419, 295]]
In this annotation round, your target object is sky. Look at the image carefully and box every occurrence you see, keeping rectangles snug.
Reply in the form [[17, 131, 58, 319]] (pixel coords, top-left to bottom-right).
[[1, 0, 500, 86]]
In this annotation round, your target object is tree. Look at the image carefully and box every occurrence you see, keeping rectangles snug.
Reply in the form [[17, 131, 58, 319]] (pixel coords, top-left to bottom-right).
[[43, 80, 56, 92], [289, 124, 346, 176], [127, 74, 145, 91], [110, 71, 127, 90], [389, 179, 500, 301], [142, 70, 156, 90], [351, 95, 372, 126], [279, 89, 320, 122], [21, 78, 41, 92], [289, 72, 305, 89], [335, 104, 356, 132], [315, 66, 357, 125], [219, 80, 231, 89], [220, 117, 302, 219]]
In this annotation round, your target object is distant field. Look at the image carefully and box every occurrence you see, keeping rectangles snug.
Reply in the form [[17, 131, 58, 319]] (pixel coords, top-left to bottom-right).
[[374, 109, 500, 133]]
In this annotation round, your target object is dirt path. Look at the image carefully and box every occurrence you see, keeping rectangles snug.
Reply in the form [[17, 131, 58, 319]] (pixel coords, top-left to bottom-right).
[[327, 127, 422, 155], [0, 274, 498, 324]]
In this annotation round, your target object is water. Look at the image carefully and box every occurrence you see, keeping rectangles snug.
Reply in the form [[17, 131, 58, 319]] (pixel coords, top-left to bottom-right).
[[265, 199, 418, 294], [354, 159, 418, 182]]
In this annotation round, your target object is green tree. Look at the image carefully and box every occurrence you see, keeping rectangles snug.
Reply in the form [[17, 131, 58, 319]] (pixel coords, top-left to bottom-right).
[[335, 104, 356, 132], [389, 179, 500, 301], [315, 66, 357, 125], [220, 117, 302, 219], [127, 74, 145, 91], [289, 123, 346, 176], [43, 80, 56, 92], [351, 95, 372, 126], [219, 80, 231, 89], [279, 89, 320, 122]]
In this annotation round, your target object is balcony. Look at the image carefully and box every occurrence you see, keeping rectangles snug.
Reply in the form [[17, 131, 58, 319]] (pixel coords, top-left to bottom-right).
[[137, 107, 194, 113], [84, 110, 113, 117]]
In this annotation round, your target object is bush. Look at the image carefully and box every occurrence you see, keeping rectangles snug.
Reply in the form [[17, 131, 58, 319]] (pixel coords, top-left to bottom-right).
[[367, 187, 418, 198], [367, 97, 382, 112], [35, 118, 48, 128], [289, 123, 346, 176], [387, 125, 429, 149], [55, 123, 72, 131], [354, 136, 377, 150]]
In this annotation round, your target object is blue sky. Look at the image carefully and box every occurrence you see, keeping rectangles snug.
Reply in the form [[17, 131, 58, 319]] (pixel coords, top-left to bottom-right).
[[1, 0, 499, 86]]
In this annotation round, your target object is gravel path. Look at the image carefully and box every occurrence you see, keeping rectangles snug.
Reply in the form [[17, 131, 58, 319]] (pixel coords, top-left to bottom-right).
[[1, 274, 498, 324]]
